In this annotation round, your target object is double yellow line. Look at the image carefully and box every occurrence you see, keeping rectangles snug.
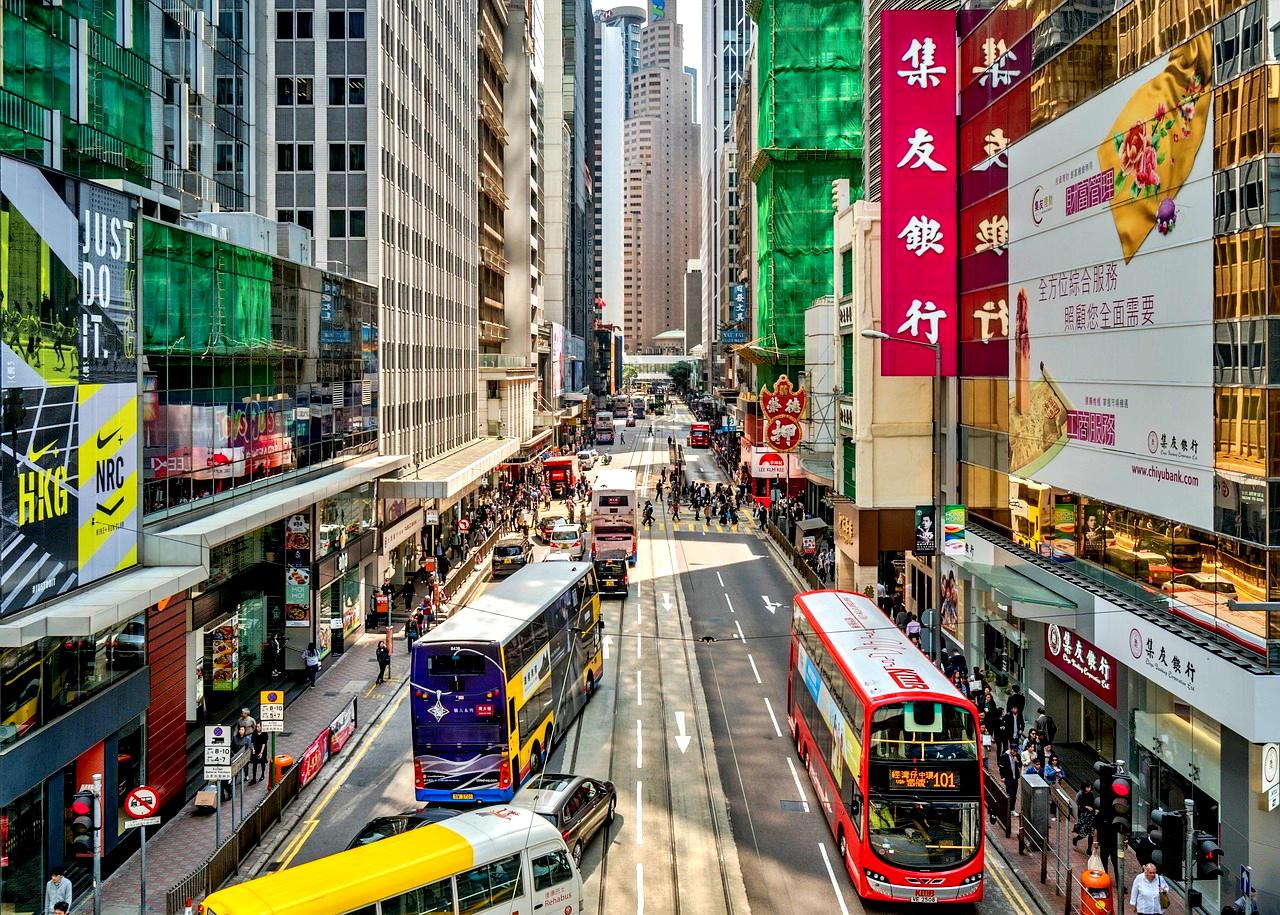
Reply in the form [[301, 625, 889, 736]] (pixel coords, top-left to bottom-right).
[[985, 842, 1040, 915], [274, 687, 410, 870]]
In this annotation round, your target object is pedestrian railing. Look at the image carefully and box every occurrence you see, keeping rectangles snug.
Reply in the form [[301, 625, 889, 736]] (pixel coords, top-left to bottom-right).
[[983, 768, 1013, 837], [164, 763, 302, 913], [764, 521, 822, 590]]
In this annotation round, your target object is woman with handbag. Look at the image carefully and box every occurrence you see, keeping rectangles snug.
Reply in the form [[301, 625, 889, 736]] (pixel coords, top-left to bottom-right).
[[1129, 862, 1170, 915]]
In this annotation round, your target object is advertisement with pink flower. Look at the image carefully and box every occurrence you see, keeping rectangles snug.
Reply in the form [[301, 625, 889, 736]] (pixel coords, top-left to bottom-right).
[[1007, 34, 1214, 529]]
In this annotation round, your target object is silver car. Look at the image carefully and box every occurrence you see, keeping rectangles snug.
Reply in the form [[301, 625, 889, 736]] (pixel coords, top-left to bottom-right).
[[510, 773, 616, 866]]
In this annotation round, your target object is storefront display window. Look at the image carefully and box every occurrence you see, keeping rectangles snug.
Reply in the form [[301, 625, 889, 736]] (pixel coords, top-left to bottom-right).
[[0, 615, 147, 749], [0, 783, 45, 913], [317, 484, 374, 555], [338, 570, 362, 637], [115, 720, 143, 835]]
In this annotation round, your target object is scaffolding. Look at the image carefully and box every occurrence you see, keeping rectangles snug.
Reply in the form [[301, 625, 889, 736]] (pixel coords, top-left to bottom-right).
[[748, 0, 863, 382]]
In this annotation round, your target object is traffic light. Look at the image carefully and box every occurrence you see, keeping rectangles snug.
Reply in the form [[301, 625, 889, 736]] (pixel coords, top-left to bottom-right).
[[68, 787, 96, 856], [1192, 830, 1224, 879], [1092, 761, 1115, 817], [1109, 772, 1134, 835], [1149, 808, 1185, 875]]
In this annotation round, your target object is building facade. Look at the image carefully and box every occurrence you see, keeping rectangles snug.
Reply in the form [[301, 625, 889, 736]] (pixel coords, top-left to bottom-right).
[[621, 0, 701, 354]]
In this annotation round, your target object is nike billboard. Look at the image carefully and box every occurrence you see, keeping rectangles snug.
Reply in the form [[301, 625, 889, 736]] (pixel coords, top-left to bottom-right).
[[0, 157, 139, 616]]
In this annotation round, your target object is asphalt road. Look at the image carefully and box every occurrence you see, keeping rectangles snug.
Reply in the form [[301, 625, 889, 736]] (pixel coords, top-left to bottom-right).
[[273, 400, 1031, 915]]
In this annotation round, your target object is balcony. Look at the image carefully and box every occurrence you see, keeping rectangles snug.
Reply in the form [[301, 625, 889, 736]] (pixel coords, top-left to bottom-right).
[[838, 298, 854, 328], [479, 97, 508, 143], [479, 28, 509, 81], [480, 171, 508, 207], [480, 353, 537, 378], [480, 320, 508, 344], [480, 242, 509, 275], [838, 395, 854, 435]]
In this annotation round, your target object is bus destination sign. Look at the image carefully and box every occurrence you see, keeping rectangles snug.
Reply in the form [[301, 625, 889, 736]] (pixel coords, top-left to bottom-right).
[[887, 767, 961, 791]]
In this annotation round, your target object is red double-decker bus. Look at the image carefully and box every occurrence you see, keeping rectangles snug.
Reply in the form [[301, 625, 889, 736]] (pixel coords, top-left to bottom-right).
[[688, 422, 710, 447], [788, 590, 984, 904]]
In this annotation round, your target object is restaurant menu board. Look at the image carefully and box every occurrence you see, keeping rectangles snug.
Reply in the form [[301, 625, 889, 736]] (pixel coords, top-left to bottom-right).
[[285, 513, 312, 628], [211, 621, 240, 692]]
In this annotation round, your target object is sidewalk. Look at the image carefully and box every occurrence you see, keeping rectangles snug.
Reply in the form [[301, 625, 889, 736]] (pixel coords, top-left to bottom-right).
[[91, 549, 497, 915]]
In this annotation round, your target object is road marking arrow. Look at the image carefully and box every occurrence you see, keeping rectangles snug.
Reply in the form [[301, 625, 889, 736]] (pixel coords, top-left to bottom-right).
[[674, 711, 692, 754], [603, 634, 614, 660], [662, 592, 672, 612], [762, 595, 781, 615]]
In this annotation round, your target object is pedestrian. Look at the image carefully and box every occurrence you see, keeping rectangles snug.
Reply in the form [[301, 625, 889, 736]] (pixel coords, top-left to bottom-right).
[[268, 632, 284, 676], [1073, 784, 1097, 853], [1129, 862, 1170, 915], [375, 641, 390, 684], [894, 606, 909, 630], [44, 867, 72, 915], [250, 722, 269, 784], [237, 707, 257, 733], [1036, 706, 1058, 744], [52, 904, 69, 915], [1235, 889, 1260, 915], [998, 745, 1020, 803], [303, 642, 321, 688], [1007, 684, 1027, 737], [406, 617, 420, 652]]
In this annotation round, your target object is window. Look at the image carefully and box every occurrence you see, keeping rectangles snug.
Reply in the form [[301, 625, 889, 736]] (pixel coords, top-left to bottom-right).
[[276, 11, 312, 38], [329, 143, 346, 171], [329, 77, 346, 105], [297, 144, 313, 171], [216, 143, 235, 172], [348, 10, 365, 37], [348, 78, 366, 105], [277, 77, 294, 105], [380, 877, 453, 914], [276, 10, 293, 38], [532, 850, 574, 892], [296, 77, 313, 105], [349, 143, 366, 171], [330, 210, 347, 238], [297, 210, 314, 232], [869, 702, 978, 761], [277, 144, 294, 171], [456, 854, 523, 914], [277, 209, 294, 224], [349, 210, 366, 237], [329, 10, 345, 37]]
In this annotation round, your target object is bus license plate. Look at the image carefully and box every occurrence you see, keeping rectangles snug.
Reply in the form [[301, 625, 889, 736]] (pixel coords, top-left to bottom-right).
[[913, 891, 938, 903], [451, 792, 474, 801], [604, 580, 615, 586]]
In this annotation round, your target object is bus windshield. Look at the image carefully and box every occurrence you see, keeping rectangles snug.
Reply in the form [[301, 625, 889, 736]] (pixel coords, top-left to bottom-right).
[[868, 799, 981, 869], [868, 702, 978, 761]]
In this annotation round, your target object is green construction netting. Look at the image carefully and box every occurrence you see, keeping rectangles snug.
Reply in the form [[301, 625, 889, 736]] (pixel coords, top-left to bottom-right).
[[756, 159, 862, 365], [756, 0, 864, 153], [142, 220, 274, 355]]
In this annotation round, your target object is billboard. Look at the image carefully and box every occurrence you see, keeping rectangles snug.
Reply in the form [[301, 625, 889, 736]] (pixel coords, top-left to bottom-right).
[[880, 11, 959, 376], [1007, 36, 1213, 528], [550, 322, 565, 398], [0, 159, 139, 616]]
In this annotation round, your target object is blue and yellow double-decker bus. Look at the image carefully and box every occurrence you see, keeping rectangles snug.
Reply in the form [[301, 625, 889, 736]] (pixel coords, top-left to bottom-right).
[[410, 563, 604, 803]]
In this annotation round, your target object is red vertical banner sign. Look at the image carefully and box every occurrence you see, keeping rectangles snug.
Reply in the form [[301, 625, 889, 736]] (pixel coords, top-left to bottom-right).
[[880, 11, 960, 376]]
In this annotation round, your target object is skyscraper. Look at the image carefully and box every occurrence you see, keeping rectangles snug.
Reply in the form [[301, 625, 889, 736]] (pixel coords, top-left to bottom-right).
[[622, 1, 701, 354], [701, 0, 751, 385], [592, 5, 646, 331]]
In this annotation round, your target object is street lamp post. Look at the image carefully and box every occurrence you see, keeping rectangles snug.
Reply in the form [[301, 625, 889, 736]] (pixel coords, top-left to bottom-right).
[[862, 328, 945, 663]]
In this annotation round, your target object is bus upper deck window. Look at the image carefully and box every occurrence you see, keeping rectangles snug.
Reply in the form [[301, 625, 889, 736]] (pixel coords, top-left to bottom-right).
[[904, 702, 941, 733]]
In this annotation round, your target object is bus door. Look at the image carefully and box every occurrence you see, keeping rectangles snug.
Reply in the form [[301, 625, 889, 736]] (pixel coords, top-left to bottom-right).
[[529, 843, 581, 915]]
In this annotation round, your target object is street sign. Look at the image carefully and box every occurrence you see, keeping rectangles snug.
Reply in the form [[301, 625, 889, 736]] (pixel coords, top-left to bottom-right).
[[1262, 743, 1279, 791], [124, 786, 158, 820], [260, 689, 285, 732], [123, 816, 161, 830], [205, 725, 232, 781], [1241, 865, 1252, 898]]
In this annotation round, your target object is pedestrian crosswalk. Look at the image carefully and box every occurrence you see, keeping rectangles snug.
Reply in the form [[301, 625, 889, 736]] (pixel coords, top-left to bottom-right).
[[646, 516, 759, 535]]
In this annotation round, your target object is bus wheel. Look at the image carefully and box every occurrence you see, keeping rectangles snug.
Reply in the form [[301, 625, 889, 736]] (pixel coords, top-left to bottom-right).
[[531, 742, 544, 773], [586, 672, 595, 698], [838, 831, 848, 865]]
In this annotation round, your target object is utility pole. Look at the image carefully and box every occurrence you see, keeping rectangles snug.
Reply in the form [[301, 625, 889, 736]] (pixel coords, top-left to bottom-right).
[[1183, 798, 1195, 911], [92, 773, 103, 915]]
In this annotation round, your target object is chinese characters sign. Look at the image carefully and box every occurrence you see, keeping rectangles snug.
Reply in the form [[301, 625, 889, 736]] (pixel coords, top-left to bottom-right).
[[760, 374, 806, 453], [881, 11, 958, 376], [1007, 36, 1214, 528], [1045, 623, 1116, 708]]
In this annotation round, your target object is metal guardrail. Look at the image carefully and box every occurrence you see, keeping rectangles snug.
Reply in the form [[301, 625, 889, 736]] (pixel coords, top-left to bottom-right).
[[164, 764, 302, 913], [764, 521, 822, 590], [983, 768, 1013, 838]]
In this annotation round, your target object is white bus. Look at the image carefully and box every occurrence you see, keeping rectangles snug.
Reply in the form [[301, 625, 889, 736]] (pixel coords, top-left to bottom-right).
[[594, 410, 615, 445], [591, 468, 637, 563], [199, 806, 583, 915]]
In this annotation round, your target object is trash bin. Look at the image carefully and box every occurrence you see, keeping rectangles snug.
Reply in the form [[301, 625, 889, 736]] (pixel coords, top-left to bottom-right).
[[274, 754, 294, 783]]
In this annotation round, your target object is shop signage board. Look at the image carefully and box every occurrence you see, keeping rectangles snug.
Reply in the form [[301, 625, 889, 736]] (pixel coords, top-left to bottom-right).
[[0, 158, 141, 618], [1093, 600, 1280, 743], [1262, 743, 1280, 792], [381, 507, 423, 554], [760, 375, 806, 453], [1007, 35, 1214, 528], [259, 689, 285, 733], [1044, 623, 1117, 707], [285, 513, 312, 628], [914, 505, 937, 556], [880, 10, 960, 376], [943, 505, 967, 557]]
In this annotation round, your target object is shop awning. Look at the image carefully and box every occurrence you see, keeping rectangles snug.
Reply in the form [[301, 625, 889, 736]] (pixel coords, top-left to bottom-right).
[[151, 453, 411, 559], [797, 517, 828, 532], [380, 437, 520, 503], [961, 562, 1077, 608], [520, 428, 553, 454], [0, 564, 207, 647], [800, 456, 835, 486]]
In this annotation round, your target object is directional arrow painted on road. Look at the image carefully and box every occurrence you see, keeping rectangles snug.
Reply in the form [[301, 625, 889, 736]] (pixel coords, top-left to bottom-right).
[[603, 634, 614, 660], [674, 711, 692, 754], [762, 596, 781, 615], [662, 592, 673, 612]]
